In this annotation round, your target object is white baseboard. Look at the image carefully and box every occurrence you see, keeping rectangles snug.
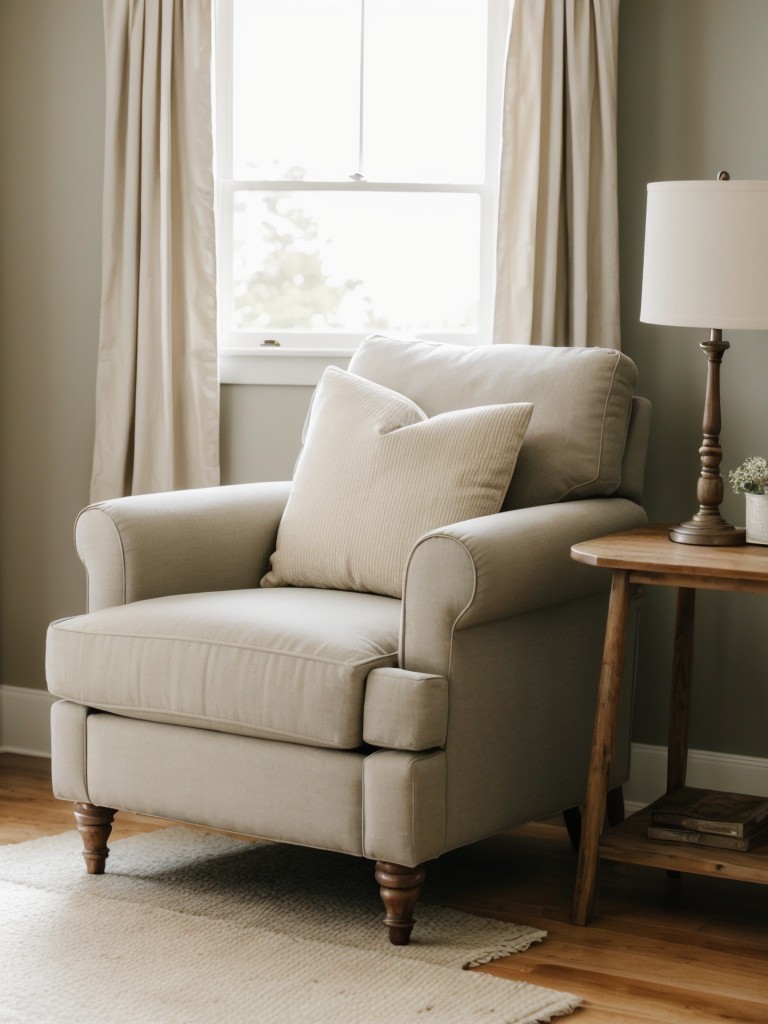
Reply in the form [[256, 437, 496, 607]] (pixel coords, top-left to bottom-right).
[[624, 742, 768, 811], [0, 685, 57, 757], [3, 685, 768, 806]]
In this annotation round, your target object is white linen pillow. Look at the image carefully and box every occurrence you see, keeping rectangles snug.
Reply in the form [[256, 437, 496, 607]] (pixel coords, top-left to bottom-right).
[[261, 367, 533, 598]]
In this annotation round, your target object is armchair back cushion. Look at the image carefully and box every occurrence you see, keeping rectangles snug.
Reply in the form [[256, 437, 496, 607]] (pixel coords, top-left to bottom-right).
[[348, 336, 639, 510]]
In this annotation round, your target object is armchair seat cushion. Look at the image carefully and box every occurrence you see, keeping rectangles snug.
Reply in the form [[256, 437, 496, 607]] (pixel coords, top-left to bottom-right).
[[47, 588, 400, 750]]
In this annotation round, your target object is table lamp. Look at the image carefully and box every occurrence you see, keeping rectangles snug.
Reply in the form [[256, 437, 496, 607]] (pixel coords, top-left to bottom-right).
[[640, 174, 768, 545]]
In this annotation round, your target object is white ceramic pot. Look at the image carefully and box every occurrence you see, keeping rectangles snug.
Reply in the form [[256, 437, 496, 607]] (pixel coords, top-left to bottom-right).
[[745, 492, 768, 545]]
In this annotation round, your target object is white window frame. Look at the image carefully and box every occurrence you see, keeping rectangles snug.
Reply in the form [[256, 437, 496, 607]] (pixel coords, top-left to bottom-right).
[[215, 0, 510, 385]]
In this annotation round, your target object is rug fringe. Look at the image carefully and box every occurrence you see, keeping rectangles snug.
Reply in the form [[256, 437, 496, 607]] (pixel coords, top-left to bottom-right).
[[521, 994, 583, 1024], [462, 928, 547, 969]]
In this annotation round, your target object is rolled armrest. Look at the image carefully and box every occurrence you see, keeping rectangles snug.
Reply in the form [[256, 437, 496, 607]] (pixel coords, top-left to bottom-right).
[[76, 481, 291, 611], [400, 497, 647, 668]]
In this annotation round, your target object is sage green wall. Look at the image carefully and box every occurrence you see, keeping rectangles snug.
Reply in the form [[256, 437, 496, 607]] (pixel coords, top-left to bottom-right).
[[0, 1, 104, 695], [618, 0, 768, 755], [3, 0, 768, 765], [220, 385, 310, 484]]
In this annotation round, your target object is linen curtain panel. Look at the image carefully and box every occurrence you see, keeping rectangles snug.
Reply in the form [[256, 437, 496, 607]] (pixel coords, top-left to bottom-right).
[[91, 0, 219, 502], [494, 0, 621, 348]]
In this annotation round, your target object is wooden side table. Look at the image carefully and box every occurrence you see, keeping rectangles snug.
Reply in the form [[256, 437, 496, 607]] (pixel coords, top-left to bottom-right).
[[571, 523, 768, 925]]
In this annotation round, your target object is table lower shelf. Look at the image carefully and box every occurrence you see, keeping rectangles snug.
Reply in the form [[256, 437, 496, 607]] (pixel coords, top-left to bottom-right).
[[599, 806, 768, 885]]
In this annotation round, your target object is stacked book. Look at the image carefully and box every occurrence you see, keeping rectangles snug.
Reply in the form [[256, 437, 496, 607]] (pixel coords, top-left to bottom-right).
[[646, 786, 768, 852]]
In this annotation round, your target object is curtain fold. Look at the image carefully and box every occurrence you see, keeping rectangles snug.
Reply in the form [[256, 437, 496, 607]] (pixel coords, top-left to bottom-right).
[[493, 0, 621, 348], [91, 0, 219, 502]]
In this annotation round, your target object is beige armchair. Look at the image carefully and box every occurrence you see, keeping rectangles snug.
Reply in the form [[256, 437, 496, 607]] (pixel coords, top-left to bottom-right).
[[46, 336, 650, 944]]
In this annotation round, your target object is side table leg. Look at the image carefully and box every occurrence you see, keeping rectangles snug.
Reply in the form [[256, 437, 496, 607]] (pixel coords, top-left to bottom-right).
[[572, 569, 632, 925], [667, 587, 695, 793]]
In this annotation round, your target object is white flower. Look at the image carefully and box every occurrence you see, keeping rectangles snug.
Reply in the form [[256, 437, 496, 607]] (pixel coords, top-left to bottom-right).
[[729, 456, 768, 495]]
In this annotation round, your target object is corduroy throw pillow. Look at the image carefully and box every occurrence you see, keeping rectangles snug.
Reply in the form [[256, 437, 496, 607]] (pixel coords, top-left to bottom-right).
[[261, 367, 533, 598]]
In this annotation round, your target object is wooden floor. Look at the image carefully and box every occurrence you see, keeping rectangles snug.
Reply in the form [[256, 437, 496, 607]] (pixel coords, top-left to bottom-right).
[[3, 753, 768, 1022]]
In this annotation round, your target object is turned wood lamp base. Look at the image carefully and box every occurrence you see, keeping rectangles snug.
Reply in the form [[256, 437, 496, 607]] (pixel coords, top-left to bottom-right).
[[670, 330, 745, 548], [669, 517, 746, 547]]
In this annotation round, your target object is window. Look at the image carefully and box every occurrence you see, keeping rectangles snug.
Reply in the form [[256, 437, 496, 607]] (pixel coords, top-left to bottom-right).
[[216, 0, 510, 383]]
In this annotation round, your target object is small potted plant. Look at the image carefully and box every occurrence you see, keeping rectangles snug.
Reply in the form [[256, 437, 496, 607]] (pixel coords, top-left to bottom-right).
[[729, 456, 768, 545]]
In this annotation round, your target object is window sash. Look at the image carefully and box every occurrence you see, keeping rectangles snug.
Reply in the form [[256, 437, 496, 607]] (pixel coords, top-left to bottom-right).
[[215, 0, 509, 366]]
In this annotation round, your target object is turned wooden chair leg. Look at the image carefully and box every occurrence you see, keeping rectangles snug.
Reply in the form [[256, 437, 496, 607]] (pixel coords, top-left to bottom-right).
[[374, 861, 426, 946], [563, 805, 582, 850], [563, 786, 625, 851], [74, 802, 116, 875], [606, 785, 625, 827]]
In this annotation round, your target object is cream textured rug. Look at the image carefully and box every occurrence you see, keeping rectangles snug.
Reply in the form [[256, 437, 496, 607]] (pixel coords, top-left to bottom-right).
[[0, 827, 580, 1023]]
